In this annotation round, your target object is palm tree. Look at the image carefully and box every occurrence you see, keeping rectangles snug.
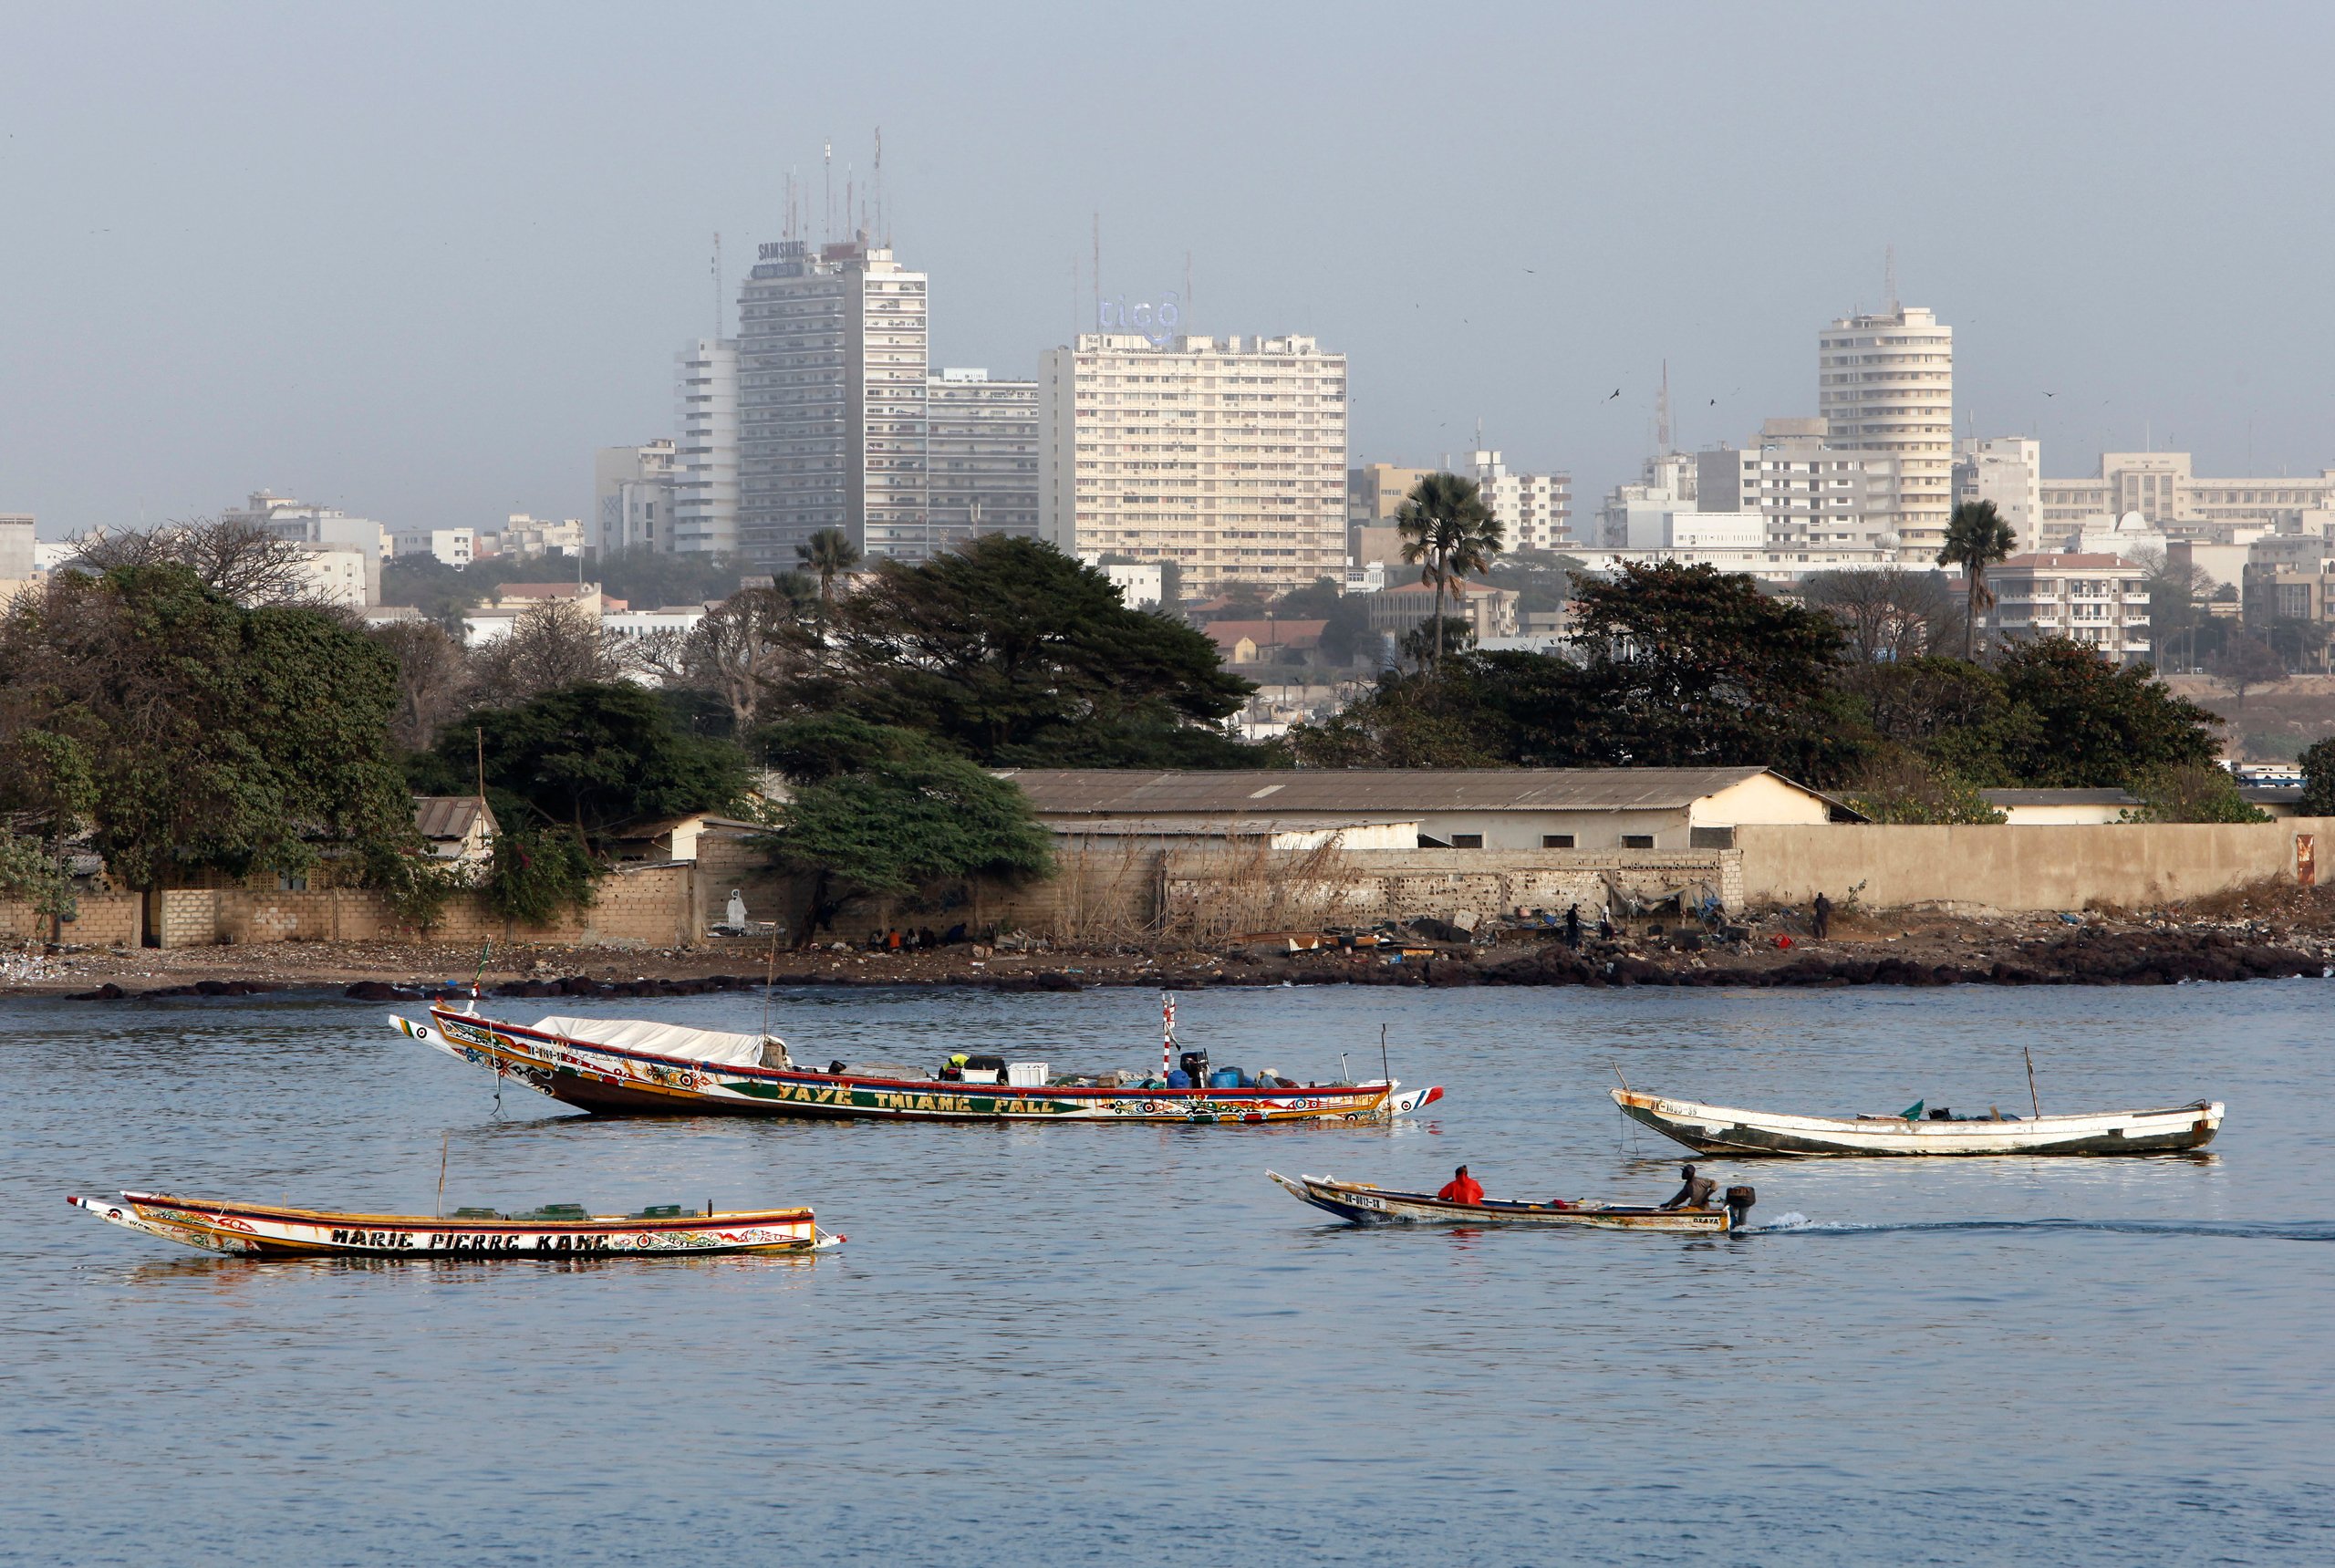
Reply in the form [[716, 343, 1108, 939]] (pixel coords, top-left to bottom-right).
[[1395, 473, 1505, 668], [795, 528, 863, 618], [1936, 500, 2017, 660]]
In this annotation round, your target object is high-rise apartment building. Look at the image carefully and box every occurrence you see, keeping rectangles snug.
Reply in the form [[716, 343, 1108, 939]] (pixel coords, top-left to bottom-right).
[[594, 440, 676, 555], [1039, 333, 1347, 597], [1469, 450, 1572, 553], [926, 369, 1039, 552], [1954, 437, 2042, 548], [1, 513, 35, 588], [736, 236, 929, 570], [673, 338, 740, 555], [1819, 304, 1954, 559]]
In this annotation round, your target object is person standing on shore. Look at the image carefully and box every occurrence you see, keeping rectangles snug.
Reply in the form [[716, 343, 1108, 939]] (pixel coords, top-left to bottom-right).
[[1564, 904, 1582, 949], [1811, 892, 1832, 941]]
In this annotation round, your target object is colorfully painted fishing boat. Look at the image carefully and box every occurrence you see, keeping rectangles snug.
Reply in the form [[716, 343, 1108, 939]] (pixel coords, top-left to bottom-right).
[[1611, 1087, 2224, 1157], [390, 1002, 1444, 1124], [67, 1191, 840, 1258], [1268, 1170, 1758, 1232]]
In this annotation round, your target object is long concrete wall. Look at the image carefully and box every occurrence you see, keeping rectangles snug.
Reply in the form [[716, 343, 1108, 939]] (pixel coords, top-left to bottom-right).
[[1736, 819, 2335, 913]]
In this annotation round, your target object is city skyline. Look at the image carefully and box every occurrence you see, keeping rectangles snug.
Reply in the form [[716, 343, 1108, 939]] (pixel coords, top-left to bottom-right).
[[7, 3, 2335, 541]]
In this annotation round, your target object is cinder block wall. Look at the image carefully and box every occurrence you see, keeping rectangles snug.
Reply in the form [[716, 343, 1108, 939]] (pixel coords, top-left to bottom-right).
[[0, 892, 141, 947]]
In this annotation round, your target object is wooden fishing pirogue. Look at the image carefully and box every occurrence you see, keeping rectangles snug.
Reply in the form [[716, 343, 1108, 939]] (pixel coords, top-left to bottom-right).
[[67, 1192, 840, 1258], [1612, 1087, 2225, 1157], [391, 1007, 1444, 1125], [1268, 1171, 1757, 1232]]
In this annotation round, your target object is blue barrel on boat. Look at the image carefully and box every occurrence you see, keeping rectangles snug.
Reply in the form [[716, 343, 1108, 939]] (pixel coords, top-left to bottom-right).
[[1209, 1068, 1243, 1089]]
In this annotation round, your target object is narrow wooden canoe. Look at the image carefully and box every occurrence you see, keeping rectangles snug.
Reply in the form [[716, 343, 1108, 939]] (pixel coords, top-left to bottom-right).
[[394, 1007, 1444, 1125], [1612, 1087, 2224, 1157], [1268, 1170, 1754, 1232], [67, 1191, 841, 1258]]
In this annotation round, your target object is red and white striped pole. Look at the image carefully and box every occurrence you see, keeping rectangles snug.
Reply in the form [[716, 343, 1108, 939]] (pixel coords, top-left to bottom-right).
[[1161, 992, 1176, 1080]]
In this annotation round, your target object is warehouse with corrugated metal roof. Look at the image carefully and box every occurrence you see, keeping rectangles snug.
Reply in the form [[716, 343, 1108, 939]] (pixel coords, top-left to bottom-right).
[[994, 768, 1860, 853]]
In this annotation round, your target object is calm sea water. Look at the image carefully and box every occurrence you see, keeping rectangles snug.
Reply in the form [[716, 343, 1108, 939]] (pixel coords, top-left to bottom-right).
[[4, 980, 2330, 1566]]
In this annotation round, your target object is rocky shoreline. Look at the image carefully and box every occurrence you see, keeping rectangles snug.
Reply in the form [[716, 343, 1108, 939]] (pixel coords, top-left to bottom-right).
[[16, 917, 2331, 1002]]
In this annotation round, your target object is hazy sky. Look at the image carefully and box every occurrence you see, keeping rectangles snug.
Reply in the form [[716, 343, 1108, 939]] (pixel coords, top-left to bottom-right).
[[7, 1, 2335, 540]]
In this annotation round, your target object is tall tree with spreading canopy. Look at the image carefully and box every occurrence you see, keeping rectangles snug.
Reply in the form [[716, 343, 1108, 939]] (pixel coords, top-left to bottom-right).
[[1395, 472, 1504, 668], [754, 719, 1052, 941], [787, 535, 1252, 764], [419, 681, 750, 837], [0, 565, 413, 889], [1935, 499, 2017, 659], [1566, 560, 1860, 781]]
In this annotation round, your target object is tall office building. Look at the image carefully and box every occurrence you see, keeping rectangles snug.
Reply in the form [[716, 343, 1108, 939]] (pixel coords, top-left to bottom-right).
[[926, 369, 1038, 552], [736, 235, 929, 570], [672, 338, 740, 555], [1039, 333, 1347, 598], [1819, 303, 1954, 559], [1697, 420, 1891, 556]]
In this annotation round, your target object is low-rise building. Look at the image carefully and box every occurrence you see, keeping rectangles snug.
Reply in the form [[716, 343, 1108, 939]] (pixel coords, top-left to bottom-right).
[[2240, 558, 2335, 670], [391, 526, 474, 566], [226, 492, 389, 602], [0, 513, 33, 600], [291, 544, 369, 608], [412, 795, 498, 865], [1365, 579, 1519, 644], [1203, 618, 1326, 666], [1987, 553, 2152, 663]]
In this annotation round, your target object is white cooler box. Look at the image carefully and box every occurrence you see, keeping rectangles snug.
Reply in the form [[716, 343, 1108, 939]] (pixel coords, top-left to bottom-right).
[[1005, 1062, 1050, 1087]]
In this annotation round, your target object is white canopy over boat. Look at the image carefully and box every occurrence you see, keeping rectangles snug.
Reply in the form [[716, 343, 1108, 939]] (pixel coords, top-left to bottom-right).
[[531, 1015, 784, 1069]]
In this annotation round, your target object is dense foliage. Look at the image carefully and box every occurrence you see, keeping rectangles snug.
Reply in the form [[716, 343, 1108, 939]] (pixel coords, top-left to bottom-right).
[[0, 565, 414, 889], [753, 719, 1053, 939], [1287, 561, 2225, 798], [416, 682, 750, 836], [784, 535, 1253, 765]]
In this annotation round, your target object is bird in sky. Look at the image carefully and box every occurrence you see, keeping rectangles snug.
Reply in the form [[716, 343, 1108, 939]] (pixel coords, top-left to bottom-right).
[[2045, 391, 2057, 398], [1607, 389, 1621, 400]]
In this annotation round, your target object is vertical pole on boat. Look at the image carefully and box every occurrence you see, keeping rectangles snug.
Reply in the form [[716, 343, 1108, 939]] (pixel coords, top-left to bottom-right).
[[2024, 1048, 2041, 1118], [469, 941, 490, 1012], [1380, 1023, 1391, 1084], [762, 927, 780, 1043], [1161, 992, 1176, 1080], [436, 1132, 449, 1218]]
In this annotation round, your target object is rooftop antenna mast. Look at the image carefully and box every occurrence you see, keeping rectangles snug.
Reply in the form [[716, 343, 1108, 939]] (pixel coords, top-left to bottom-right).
[[711, 233, 722, 337], [1884, 244, 1899, 314], [1184, 250, 1194, 323], [874, 127, 886, 246], [1655, 358, 1672, 455], [1092, 213, 1101, 330], [823, 138, 833, 244]]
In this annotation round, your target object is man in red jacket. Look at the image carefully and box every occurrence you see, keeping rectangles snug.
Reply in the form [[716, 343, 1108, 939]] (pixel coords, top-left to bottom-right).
[[1437, 1165, 1484, 1205]]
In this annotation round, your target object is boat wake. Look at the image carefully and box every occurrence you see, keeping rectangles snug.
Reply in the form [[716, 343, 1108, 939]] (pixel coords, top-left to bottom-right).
[[1746, 1214, 2334, 1242]]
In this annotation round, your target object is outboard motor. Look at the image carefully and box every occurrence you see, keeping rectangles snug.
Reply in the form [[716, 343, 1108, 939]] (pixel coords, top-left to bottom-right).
[[1178, 1049, 1210, 1087], [1724, 1185, 1757, 1230]]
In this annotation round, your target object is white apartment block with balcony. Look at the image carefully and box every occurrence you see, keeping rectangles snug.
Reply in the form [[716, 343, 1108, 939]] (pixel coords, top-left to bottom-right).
[[483, 513, 586, 559], [673, 337, 740, 555], [1469, 449, 1572, 552], [1697, 419, 1894, 558], [737, 236, 929, 570], [1819, 304, 1954, 560], [1595, 451, 1698, 546], [224, 491, 389, 602], [389, 526, 474, 566], [291, 544, 369, 608], [1953, 436, 2041, 548], [1039, 333, 1347, 597], [928, 369, 1039, 552], [1987, 552, 2152, 664]]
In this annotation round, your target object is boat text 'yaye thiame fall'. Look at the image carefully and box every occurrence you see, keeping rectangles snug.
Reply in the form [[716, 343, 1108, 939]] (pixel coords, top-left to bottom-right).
[[392, 998, 1443, 1125]]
